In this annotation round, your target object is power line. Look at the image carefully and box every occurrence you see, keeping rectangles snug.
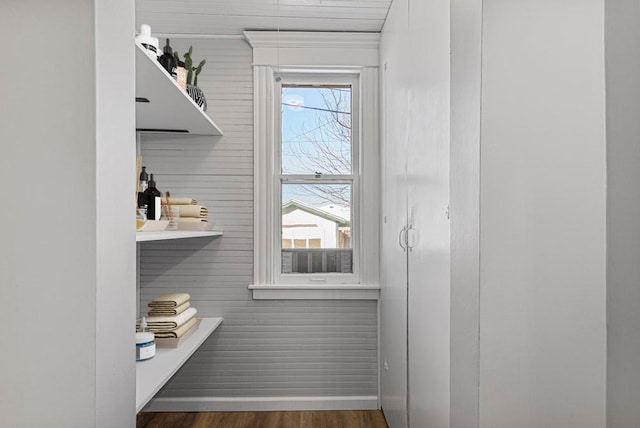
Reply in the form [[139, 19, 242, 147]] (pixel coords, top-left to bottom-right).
[[282, 102, 351, 115]]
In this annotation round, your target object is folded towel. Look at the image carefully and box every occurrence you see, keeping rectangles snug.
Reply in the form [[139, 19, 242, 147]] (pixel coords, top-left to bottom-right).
[[153, 317, 198, 338], [177, 205, 208, 219], [148, 292, 190, 308], [161, 197, 197, 205], [148, 301, 190, 316], [138, 307, 197, 331], [177, 217, 208, 223]]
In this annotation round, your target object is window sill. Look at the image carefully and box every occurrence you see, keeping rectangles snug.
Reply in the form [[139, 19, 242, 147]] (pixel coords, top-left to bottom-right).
[[248, 284, 380, 300]]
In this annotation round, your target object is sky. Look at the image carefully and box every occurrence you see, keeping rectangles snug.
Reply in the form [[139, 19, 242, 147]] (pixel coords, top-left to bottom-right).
[[280, 86, 352, 208]]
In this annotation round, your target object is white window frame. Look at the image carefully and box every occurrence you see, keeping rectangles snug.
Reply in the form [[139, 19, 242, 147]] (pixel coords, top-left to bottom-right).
[[275, 73, 360, 285], [245, 31, 380, 300]]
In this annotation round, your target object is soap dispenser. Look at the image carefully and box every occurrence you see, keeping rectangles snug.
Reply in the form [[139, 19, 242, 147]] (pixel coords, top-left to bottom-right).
[[136, 317, 155, 361], [144, 174, 162, 220], [135, 24, 159, 59], [158, 38, 178, 79]]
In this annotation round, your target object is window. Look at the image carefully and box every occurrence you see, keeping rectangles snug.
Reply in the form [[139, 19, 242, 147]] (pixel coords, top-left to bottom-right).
[[246, 31, 380, 299], [276, 75, 359, 281]]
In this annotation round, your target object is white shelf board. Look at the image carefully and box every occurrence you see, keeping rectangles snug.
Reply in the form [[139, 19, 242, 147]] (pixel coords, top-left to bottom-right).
[[136, 317, 223, 413], [136, 230, 223, 242], [135, 43, 223, 136]]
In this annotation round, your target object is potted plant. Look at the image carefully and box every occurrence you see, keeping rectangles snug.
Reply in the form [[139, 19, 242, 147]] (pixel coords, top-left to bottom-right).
[[182, 46, 207, 111]]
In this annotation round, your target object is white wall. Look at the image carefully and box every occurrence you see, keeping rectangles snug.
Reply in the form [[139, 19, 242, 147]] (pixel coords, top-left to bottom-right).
[[0, 2, 97, 426], [0, 1, 135, 426], [95, 0, 136, 426], [479, 1, 607, 427], [605, 0, 640, 426]]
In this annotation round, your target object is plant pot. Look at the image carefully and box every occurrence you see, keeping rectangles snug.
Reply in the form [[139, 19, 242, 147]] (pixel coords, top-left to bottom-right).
[[186, 84, 207, 111]]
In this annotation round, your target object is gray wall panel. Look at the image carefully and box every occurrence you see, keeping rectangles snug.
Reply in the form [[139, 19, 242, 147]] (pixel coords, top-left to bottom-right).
[[139, 39, 378, 402], [605, 0, 640, 426]]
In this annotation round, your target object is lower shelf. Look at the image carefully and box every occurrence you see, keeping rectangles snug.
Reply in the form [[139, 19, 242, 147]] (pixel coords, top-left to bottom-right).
[[136, 317, 223, 412]]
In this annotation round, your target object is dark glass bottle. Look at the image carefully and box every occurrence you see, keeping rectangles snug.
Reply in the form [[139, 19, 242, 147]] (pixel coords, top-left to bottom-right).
[[137, 166, 149, 209], [158, 39, 177, 79], [144, 174, 162, 220]]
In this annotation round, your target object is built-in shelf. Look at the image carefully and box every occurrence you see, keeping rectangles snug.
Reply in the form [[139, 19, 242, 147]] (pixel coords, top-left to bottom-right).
[[136, 317, 223, 412], [136, 230, 223, 242], [135, 43, 223, 136]]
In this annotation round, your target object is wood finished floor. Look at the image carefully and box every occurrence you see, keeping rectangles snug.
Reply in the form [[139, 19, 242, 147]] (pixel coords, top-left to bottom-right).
[[137, 410, 388, 428]]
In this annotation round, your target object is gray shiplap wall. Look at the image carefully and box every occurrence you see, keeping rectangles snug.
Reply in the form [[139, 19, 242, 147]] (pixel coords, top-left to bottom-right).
[[139, 39, 378, 403]]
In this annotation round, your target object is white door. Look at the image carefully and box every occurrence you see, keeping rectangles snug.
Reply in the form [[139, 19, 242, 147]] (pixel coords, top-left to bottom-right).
[[405, 0, 451, 425], [379, 6, 410, 424]]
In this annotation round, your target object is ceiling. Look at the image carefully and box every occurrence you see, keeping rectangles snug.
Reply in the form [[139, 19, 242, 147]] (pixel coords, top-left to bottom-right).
[[136, 0, 393, 36]]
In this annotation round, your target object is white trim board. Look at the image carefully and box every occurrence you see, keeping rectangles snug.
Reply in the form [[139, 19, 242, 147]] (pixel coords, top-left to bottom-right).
[[249, 284, 380, 300], [142, 396, 379, 412], [244, 31, 380, 67]]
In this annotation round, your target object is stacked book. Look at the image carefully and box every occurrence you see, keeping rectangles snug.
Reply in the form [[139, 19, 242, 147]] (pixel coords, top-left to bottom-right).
[[162, 196, 214, 231], [143, 293, 200, 348]]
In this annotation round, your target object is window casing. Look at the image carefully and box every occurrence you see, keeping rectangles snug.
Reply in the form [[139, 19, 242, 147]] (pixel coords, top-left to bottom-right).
[[245, 31, 380, 299]]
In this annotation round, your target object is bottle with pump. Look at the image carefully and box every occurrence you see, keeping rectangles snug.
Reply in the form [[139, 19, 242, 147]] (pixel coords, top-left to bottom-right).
[[135, 24, 159, 59], [144, 174, 162, 220], [137, 166, 149, 209], [158, 39, 178, 79], [136, 317, 155, 361]]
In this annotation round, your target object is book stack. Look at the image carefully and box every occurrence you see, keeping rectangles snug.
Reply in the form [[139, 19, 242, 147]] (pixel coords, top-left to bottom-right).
[[143, 293, 200, 348]]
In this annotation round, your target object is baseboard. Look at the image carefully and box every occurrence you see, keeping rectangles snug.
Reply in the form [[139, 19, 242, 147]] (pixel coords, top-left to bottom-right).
[[142, 395, 379, 412]]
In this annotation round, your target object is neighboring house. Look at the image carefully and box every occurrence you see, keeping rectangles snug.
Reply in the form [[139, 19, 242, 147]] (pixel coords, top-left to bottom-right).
[[281, 200, 352, 274], [281, 199, 350, 249]]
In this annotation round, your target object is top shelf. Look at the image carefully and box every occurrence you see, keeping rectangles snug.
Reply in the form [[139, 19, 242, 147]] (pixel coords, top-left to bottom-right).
[[135, 43, 223, 136]]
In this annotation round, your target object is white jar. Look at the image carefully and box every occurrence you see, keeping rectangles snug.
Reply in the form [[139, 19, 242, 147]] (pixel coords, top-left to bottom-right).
[[136, 332, 156, 361]]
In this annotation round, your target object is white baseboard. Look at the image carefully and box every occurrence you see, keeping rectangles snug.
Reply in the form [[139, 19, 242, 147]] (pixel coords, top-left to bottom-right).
[[142, 395, 379, 412]]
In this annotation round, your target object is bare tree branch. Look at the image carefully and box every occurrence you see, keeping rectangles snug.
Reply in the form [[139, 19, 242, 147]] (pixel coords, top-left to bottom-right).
[[282, 87, 352, 205]]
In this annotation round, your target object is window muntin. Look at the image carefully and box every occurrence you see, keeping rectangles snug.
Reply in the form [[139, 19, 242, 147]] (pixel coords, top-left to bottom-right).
[[275, 75, 359, 282]]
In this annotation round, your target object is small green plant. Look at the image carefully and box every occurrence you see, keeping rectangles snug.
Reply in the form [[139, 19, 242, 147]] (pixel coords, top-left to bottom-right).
[[182, 46, 206, 87]]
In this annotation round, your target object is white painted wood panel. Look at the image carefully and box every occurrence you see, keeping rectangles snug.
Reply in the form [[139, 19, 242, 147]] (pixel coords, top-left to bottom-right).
[[450, 0, 482, 425], [379, 1, 451, 427], [136, 0, 391, 35], [378, 0, 410, 425], [1, 1, 136, 426], [479, 1, 606, 427], [405, 0, 451, 425], [96, 1, 138, 426], [139, 39, 378, 407]]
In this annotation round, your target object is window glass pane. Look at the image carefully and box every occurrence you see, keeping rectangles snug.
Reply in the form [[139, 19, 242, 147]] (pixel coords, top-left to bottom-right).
[[281, 183, 353, 274], [282, 182, 352, 214], [281, 85, 352, 175]]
